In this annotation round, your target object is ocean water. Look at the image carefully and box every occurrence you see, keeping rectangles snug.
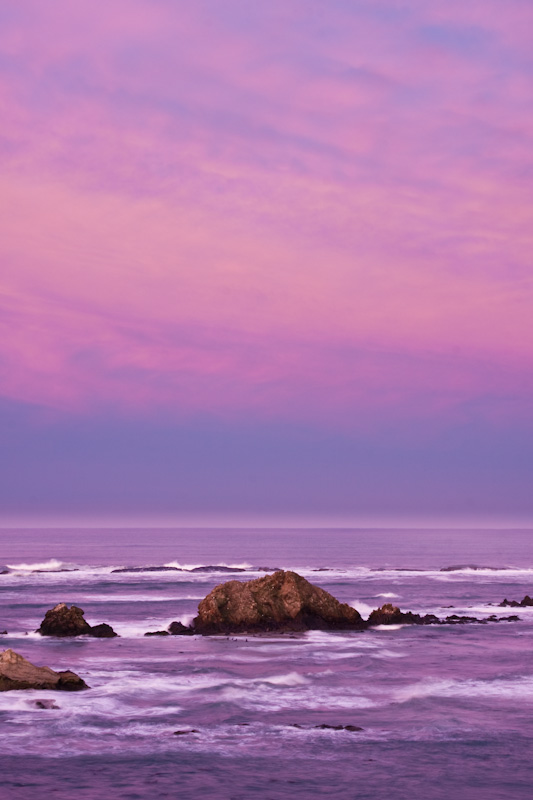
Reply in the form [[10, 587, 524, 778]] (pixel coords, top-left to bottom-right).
[[0, 526, 532, 799]]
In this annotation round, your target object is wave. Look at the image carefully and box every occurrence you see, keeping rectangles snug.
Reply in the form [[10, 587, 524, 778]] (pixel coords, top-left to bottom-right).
[[394, 675, 533, 704], [163, 560, 253, 572], [5, 559, 71, 572]]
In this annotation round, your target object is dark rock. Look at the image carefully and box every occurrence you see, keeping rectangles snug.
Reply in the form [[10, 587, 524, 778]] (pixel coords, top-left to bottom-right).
[[441, 565, 484, 572], [111, 566, 183, 573], [38, 603, 117, 638], [168, 621, 195, 636], [33, 569, 79, 573], [314, 723, 364, 731], [193, 570, 366, 634], [38, 604, 92, 637], [253, 566, 282, 573], [500, 595, 533, 607], [367, 604, 439, 626], [90, 623, 118, 638], [144, 630, 170, 637], [0, 649, 88, 691], [173, 729, 199, 735], [35, 699, 60, 709], [189, 566, 247, 573], [0, 631, 7, 635]]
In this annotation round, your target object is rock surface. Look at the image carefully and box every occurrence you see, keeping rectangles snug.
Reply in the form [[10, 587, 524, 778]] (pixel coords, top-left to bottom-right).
[[193, 570, 365, 634], [499, 595, 533, 608], [38, 603, 117, 637], [168, 621, 195, 635], [367, 603, 439, 626], [0, 649, 88, 691]]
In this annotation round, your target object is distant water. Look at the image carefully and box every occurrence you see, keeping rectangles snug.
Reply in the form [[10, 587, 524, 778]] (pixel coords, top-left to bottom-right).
[[1, 527, 532, 799]]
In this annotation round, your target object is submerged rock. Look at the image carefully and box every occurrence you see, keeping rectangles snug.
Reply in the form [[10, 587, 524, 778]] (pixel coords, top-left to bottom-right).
[[38, 604, 117, 638], [144, 630, 170, 636], [0, 649, 88, 691], [35, 699, 60, 709], [193, 570, 366, 634]]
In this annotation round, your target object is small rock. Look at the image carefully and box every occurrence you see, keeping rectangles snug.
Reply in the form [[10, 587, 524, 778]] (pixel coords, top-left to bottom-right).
[[144, 631, 170, 637], [35, 699, 59, 709], [90, 623, 118, 638], [173, 729, 199, 735], [168, 621, 194, 636]]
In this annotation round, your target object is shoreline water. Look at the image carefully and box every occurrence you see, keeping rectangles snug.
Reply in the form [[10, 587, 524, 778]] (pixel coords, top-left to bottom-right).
[[1, 527, 532, 799]]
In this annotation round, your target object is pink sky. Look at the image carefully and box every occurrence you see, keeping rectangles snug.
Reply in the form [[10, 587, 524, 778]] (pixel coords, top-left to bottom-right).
[[1, 1, 532, 517]]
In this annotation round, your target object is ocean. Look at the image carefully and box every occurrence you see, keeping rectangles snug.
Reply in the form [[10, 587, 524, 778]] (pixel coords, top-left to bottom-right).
[[0, 527, 532, 799]]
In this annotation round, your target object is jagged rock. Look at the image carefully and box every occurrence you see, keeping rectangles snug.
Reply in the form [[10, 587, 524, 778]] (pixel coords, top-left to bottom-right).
[[500, 595, 533, 608], [168, 621, 194, 636], [144, 630, 170, 636], [38, 604, 92, 636], [38, 604, 117, 638], [367, 604, 439, 626], [193, 570, 365, 634], [0, 649, 88, 691]]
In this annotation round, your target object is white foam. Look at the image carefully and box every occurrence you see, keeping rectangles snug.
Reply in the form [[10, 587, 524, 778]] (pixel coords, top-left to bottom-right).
[[163, 560, 253, 571], [377, 592, 400, 598], [6, 559, 66, 572], [395, 675, 533, 704]]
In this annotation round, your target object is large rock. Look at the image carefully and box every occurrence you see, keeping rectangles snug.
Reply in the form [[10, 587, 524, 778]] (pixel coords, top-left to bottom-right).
[[38, 603, 117, 637], [193, 570, 366, 634], [0, 649, 88, 691]]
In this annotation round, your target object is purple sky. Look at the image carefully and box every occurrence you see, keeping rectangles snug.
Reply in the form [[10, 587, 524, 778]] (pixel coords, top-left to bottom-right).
[[1, 1, 532, 523]]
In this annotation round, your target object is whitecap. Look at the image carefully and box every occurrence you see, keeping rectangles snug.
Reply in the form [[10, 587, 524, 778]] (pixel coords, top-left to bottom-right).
[[163, 560, 253, 571], [6, 559, 66, 572]]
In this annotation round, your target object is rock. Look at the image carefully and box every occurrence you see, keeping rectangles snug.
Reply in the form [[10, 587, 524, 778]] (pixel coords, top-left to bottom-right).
[[38, 603, 117, 638], [193, 570, 366, 634], [500, 595, 533, 608], [314, 724, 364, 731], [0, 649, 88, 691], [111, 566, 182, 573], [189, 566, 246, 573], [38, 604, 92, 636], [367, 604, 439, 626], [90, 623, 118, 638], [0, 630, 7, 635], [168, 621, 194, 636], [35, 699, 59, 709], [173, 729, 199, 735], [144, 630, 170, 636]]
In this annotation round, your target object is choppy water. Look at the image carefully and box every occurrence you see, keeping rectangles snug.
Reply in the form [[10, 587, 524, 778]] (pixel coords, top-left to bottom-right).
[[0, 527, 532, 799]]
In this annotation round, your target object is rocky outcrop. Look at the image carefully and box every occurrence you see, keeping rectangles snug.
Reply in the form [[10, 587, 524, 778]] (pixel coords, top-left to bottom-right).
[[499, 595, 533, 608], [0, 649, 88, 691], [193, 570, 365, 634], [168, 621, 194, 635], [368, 604, 439, 626], [38, 604, 117, 638], [368, 603, 519, 626]]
